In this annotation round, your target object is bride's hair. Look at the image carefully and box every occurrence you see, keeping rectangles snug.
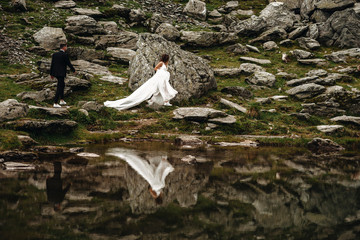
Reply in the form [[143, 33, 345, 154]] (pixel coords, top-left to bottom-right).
[[160, 54, 169, 63]]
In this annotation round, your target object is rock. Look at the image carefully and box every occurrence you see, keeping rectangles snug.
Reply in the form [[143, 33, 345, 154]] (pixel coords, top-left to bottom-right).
[[330, 115, 360, 126], [307, 138, 345, 153], [324, 48, 360, 63], [290, 112, 311, 120], [0, 99, 29, 122], [78, 101, 104, 112], [99, 75, 127, 84], [175, 136, 203, 146], [287, 76, 319, 87], [67, 47, 105, 62], [129, 9, 146, 23], [255, 97, 272, 104], [129, 33, 216, 101], [110, 4, 131, 18], [208, 10, 222, 22], [240, 57, 271, 65], [288, 26, 309, 40], [78, 109, 89, 116], [227, 43, 249, 55], [279, 39, 293, 46], [180, 31, 237, 47], [173, 107, 227, 122], [298, 58, 328, 66], [263, 41, 279, 51], [290, 49, 314, 59], [98, 21, 119, 35], [318, 8, 360, 48], [224, 1, 239, 12], [301, 101, 346, 117], [54, 0, 76, 9], [33, 145, 68, 153], [246, 72, 276, 87], [11, 0, 27, 11], [316, 0, 355, 11], [0, 151, 38, 162], [145, 13, 169, 33], [65, 15, 105, 36], [276, 72, 297, 80], [209, 115, 237, 124], [271, 95, 288, 101], [310, 10, 331, 23], [286, 83, 326, 99], [72, 8, 104, 18], [17, 135, 38, 147], [183, 0, 207, 21], [17, 88, 54, 102], [220, 98, 247, 113], [213, 68, 242, 77], [29, 105, 70, 117], [246, 44, 260, 53], [5, 119, 78, 133], [33, 27, 67, 50], [250, 27, 287, 43], [3, 162, 35, 171], [155, 23, 180, 41], [306, 69, 328, 77], [229, 2, 297, 36], [181, 155, 197, 164], [275, 0, 303, 10], [106, 47, 136, 63], [76, 36, 95, 45], [297, 37, 321, 50], [72, 60, 110, 75], [94, 32, 138, 50], [239, 63, 265, 74], [221, 86, 253, 99], [316, 125, 344, 133], [216, 140, 258, 147]]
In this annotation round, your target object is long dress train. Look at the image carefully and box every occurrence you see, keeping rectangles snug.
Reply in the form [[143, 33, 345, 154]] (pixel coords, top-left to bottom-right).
[[104, 64, 178, 110], [106, 148, 174, 196]]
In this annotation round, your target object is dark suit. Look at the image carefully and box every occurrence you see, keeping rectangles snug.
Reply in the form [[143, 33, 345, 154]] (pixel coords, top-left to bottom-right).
[[50, 50, 76, 103]]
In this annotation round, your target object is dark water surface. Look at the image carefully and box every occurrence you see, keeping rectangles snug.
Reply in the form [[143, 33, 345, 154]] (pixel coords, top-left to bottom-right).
[[1, 142, 360, 240]]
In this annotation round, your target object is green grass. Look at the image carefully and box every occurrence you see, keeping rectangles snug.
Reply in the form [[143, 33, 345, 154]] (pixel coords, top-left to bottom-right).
[[0, 77, 32, 101], [0, 129, 22, 150]]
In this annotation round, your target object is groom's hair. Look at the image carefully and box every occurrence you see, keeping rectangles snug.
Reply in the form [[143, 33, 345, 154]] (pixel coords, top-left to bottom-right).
[[160, 54, 169, 63], [60, 43, 67, 49]]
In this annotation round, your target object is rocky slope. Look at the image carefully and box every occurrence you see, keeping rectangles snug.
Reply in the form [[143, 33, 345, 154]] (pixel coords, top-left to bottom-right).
[[0, 0, 359, 152]]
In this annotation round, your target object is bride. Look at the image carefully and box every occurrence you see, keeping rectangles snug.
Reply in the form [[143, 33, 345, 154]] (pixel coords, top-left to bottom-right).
[[104, 54, 178, 110]]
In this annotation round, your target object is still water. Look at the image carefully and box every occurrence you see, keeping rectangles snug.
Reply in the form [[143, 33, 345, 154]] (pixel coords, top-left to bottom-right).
[[1, 141, 359, 240]]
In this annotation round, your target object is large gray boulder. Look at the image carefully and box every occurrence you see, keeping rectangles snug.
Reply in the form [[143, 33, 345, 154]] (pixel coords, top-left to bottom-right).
[[286, 83, 326, 99], [55, 0, 76, 9], [173, 107, 236, 124], [17, 88, 54, 102], [72, 8, 104, 18], [67, 47, 105, 61], [0, 99, 29, 122], [229, 2, 297, 36], [33, 27, 67, 50], [183, 0, 207, 21], [324, 48, 360, 62], [98, 21, 119, 35], [129, 34, 216, 101], [72, 60, 110, 75], [65, 15, 105, 36], [307, 137, 344, 153], [180, 31, 237, 47], [330, 115, 360, 126], [318, 8, 360, 48], [94, 32, 138, 50]]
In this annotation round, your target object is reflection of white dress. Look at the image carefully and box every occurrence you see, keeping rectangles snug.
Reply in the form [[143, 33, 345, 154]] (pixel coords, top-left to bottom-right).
[[106, 148, 174, 196], [104, 64, 178, 110]]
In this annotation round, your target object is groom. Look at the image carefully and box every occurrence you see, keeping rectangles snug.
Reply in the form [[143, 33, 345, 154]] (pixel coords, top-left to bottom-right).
[[50, 43, 76, 108]]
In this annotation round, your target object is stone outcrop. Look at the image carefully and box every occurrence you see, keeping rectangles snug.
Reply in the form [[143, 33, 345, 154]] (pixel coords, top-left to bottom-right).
[[324, 48, 360, 63], [94, 32, 138, 50], [318, 8, 360, 48], [180, 31, 237, 47], [183, 0, 207, 20], [221, 86, 253, 99], [155, 23, 180, 41], [5, 119, 78, 133], [106, 47, 136, 63], [173, 107, 235, 124], [72, 60, 111, 75], [246, 72, 276, 87], [307, 138, 345, 153], [286, 83, 326, 99], [29, 105, 70, 117], [316, 125, 344, 133], [128, 33, 216, 101], [16, 88, 54, 102], [54, 0, 76, 9], [67, 47, 105, 61], [0, 99, 29, 122], [65, 15, 105, 36], [330, 115, 360, 126], [33, 27, 67, 50], [72, 8, 104, 18]]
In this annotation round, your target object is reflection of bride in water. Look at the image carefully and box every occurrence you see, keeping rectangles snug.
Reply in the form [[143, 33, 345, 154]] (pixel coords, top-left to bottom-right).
[[106, 148, 174, 205]]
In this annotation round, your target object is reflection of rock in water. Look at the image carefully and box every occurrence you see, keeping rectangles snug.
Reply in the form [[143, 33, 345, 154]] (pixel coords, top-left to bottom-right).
[[125, 158, 213, 214]]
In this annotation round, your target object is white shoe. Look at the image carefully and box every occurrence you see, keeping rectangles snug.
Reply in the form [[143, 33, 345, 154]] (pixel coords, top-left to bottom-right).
[[53, 103, 61, 108], [59, 100, 67, 105], [164, 102, 172, 106]]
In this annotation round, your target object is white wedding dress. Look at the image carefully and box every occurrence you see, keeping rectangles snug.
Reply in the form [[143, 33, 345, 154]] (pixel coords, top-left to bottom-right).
[[104, 64, 178, 110], [106, 148, 174, 196]]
